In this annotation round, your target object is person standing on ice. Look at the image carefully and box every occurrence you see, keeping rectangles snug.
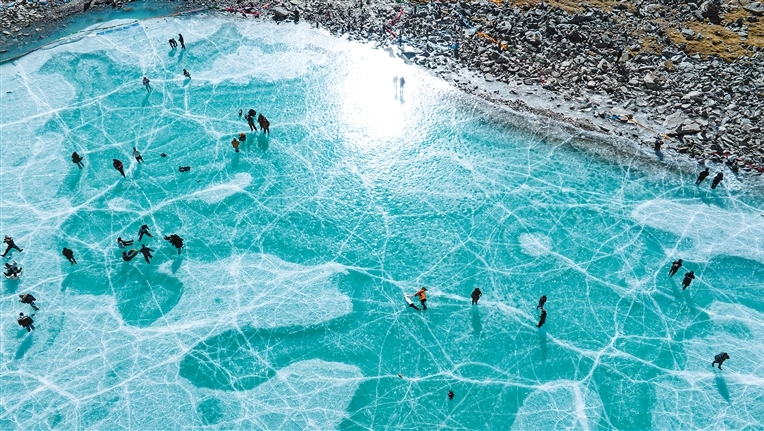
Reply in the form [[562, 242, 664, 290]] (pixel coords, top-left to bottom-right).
[[113, 159, 125, 177], [536, 295, 547, 310], [246, 114, 257, 132], [712, 352, 730, 370], [62, 247, 77, 265], [711, 172, 724, 189], [681, 270, 695, 290], [1, 236, 23, 257], [133, 148, 144, 164], [471, 287, 482, 305], [695, 168, 710, 185], [178, 33, 185, 49], [137, 224, 153, 241], [72, 152, 84, 169], [139, 244, 154, 263], [668, 259, 683, 277], [142, 77, 152, 93], [231, 137, 240, 153]]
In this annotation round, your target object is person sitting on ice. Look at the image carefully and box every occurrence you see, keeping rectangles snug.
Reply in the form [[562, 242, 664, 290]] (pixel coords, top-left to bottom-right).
[[117, 237, 134, 248], [4, 261, 22, 279], [122, 249, 139, 262]]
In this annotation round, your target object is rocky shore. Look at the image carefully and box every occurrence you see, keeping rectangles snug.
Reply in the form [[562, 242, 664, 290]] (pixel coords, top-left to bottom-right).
[[3, 0, 764, 177]]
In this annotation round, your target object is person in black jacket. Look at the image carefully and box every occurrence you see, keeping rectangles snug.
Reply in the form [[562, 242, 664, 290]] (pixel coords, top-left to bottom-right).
[[695, 168, 709, 185], [17, 312, 35, 332], [668, 259, 683, 277], [1, 236, 23, 257], [139, 244, 154, 263], [19, 293, 39, 311], [62, 247, 76, 265], [471, 287, 482, 305], [682, 271, 695, 290]]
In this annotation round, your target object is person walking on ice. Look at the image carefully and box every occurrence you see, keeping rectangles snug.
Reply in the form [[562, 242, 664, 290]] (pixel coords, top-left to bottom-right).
[[682, 270, 695, 290], [712, 352, 730, 370], [536, 295, 547, 310], [113, 159, 125, 177], [711, 172, 724, 189], [62, 247, 77, 265], [72, 152, 84, 169], [668, 259, 683, 277], [133, 148, 144, 164], [695, 168, 709, 185], [143, 77, 152, 93]]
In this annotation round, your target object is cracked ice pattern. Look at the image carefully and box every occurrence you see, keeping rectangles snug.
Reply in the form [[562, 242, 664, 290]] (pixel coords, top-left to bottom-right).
[[1, 15, 764, 430]]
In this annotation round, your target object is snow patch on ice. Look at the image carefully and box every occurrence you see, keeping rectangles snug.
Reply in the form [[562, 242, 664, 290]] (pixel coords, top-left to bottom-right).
[[631, 199, 764, 264]]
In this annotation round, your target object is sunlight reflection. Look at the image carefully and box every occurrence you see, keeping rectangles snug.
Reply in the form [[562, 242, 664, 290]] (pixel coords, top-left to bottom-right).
[[335, 49, 420, 149]]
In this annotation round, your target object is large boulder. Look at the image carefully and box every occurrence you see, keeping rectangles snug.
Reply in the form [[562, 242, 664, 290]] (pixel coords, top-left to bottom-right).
[[272, 7, 291, 19]]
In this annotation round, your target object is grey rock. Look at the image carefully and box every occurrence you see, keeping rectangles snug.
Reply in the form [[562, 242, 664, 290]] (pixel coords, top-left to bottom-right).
[[682, 91, 704, 102], [664, 111, 689, 130], [525, 31, 542, 45], [568, 12, 594, 24], [744, 2, 764, 15], [272, 6, 291, 18], [678, 122, 702, 134], [644, 73, 660, 89]]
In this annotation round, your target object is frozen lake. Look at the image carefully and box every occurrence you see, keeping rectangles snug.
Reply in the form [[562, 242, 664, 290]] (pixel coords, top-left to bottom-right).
[[1, 15, 764, 430]]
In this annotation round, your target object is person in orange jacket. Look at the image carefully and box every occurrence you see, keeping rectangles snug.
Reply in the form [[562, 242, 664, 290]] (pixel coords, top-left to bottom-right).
[[414, 287, 428, 310]]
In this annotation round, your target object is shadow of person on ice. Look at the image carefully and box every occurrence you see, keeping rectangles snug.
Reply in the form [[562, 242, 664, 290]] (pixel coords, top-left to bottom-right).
[[714, 372, 731, 404]]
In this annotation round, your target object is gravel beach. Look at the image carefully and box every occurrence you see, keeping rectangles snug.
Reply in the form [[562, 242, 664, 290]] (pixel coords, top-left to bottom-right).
[[3, 0, 764, 181]]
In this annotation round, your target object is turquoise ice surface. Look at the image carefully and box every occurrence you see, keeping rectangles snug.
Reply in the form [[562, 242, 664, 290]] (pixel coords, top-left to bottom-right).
[[1, 15, 764, 430]]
